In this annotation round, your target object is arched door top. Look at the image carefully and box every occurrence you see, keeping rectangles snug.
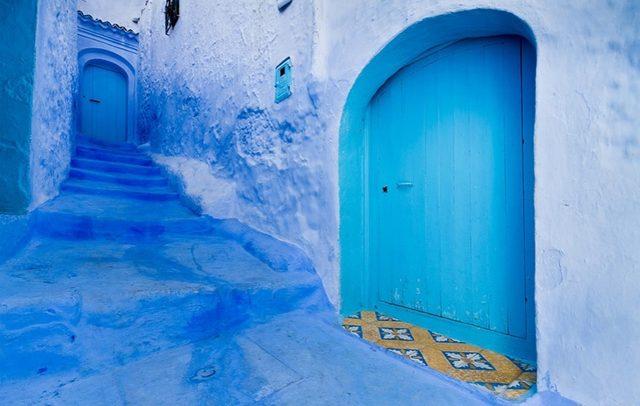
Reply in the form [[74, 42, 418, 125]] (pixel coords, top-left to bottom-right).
[[79, 47, 135, 77], [340, 9, 536, 130]]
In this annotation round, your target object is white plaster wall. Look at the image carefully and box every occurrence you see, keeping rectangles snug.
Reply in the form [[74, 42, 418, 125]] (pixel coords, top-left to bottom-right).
[[77, 0, 146, 32], [30, 0, 78, 208], [136, 0, 640, 404]]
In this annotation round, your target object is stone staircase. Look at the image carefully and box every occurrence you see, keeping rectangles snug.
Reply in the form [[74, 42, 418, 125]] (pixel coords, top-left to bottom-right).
[[64, 138, 177, 201], [34, 138, 215, 239], [0, 137, 496, 405]]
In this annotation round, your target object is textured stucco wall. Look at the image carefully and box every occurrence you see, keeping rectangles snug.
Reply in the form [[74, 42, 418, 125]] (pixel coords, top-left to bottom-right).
[[30, 0, 78, 209], [0, 1, 38, 213], [137, 0, 337, 303], [137, 1, 640, 404], [78, 0, 146, 33]]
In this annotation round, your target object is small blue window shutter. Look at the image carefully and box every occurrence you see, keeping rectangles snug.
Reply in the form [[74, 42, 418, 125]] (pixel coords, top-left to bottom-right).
[[275, 58, 292, 103]]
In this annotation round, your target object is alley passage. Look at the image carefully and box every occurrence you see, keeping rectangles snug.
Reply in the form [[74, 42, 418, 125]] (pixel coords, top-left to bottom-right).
[[0, 138, 498, 404]]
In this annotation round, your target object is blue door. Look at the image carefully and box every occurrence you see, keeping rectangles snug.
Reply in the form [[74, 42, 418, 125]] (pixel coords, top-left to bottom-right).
[[369, 36, 535, 359], [80, 63, 127, 143]]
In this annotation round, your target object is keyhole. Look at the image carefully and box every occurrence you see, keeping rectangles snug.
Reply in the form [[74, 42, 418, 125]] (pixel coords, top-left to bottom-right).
[[382, 185, 388, 193]]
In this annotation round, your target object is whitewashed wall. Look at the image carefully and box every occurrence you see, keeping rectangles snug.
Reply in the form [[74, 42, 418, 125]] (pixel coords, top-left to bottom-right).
[[29, 0, 78, 208], [135, 0, 640, 404], [137, 0, 338, 304], [77, 0, 146, 32]]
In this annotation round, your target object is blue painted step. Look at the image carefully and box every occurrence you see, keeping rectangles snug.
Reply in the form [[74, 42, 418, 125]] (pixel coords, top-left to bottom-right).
[[76, 146, 153, 166], [35, 193, 208, 239], [71, 158, 162, 176], [69, 168, 168, 187], [35, 209, 215, 239], [61, 179, 178, 201], [76, 135, 138, 152], [0, 235, 327, 395], [75, 143, 147, 157], [34, 193, 211, 240]]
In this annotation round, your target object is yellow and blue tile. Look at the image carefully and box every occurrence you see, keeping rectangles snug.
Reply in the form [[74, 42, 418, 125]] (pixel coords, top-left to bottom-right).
[[342, 310, 536, 400]]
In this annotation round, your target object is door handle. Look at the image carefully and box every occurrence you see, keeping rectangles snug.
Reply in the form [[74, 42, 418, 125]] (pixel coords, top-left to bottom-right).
[[89, 99, 101, 104], [396, 182, 414, 188]]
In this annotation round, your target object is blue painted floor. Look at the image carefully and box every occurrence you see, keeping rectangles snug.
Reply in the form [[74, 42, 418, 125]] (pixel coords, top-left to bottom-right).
[[0, 138, 501, 405]]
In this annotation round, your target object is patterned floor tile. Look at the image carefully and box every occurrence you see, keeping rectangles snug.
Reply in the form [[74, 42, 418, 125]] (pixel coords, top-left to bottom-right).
[[378, 327, 414, 341], [507, 356, 536, 372], [342, 310, 536, 401], [375, 311, 399, 321], [429, 331, 462, 343], [388, 348, 428, 366], [342, 324, 363, 338], [442, 351, 495, 371], [346, 311, 362, 320]]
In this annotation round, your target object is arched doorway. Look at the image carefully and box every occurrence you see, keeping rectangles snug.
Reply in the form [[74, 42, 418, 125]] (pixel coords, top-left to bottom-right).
[[340, 10, 536, 362], [80, 62, 128, 143]]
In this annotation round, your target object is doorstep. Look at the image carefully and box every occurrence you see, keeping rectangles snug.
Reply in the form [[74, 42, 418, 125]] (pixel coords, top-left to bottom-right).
[[342, 310, 536, 400]]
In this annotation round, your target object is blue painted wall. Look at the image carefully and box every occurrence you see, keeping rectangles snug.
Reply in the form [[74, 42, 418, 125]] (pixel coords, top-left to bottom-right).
[[0, 1, 38, 213], [0, 0, 77, 213]]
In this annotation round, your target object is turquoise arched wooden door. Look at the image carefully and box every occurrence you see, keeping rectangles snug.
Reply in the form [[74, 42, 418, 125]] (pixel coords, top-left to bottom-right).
[[368, 36, 535, 359], [80, 63, 127, 143]]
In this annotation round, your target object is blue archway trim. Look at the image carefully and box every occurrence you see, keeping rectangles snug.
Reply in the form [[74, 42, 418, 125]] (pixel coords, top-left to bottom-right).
[[338, 8, 537, 361]]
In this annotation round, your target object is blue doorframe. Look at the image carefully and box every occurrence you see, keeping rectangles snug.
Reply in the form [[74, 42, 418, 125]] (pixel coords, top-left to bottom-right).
[[76, 50, 137, 145], [339, 9, 538, 362]]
